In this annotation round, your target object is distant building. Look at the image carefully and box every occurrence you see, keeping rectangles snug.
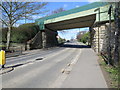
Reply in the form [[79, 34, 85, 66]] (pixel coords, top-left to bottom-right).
[[76, 31, 88, 39]]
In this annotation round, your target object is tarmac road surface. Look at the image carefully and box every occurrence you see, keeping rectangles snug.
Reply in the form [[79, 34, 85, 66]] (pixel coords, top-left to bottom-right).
[[2, 41, 108, 88]]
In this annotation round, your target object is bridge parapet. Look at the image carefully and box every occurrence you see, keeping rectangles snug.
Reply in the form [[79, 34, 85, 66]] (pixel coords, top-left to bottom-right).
[[35, 2, 115, 31]]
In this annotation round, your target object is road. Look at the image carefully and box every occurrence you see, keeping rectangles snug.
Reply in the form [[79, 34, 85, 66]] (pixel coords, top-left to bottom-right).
[[2, 41, 108, 88]]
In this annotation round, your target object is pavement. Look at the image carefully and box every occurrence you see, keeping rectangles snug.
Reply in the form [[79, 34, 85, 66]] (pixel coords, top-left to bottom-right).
[[60, 48, 108, 88], [1, 41, 108, 88]]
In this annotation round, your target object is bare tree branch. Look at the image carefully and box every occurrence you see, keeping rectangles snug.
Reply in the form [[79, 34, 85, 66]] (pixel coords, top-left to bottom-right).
[[0, 18, 8, 26], [0, 1, 48, 49]]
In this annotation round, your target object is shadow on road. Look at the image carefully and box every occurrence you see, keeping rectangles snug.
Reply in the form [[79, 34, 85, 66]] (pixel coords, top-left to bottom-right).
[[6, 58, 43, 69], [60, 44, 91, 49], [1, 57, 44, 75]]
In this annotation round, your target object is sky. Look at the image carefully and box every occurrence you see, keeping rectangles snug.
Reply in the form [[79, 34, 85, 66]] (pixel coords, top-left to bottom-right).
[[16, 2, 91, 40], [46, 2, 89, 11], [58, 28, 89, 40], [45, 2, 90, 40]]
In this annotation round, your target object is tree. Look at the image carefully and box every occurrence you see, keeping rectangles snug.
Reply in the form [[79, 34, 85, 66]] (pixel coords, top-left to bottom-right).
[[46, 7, 65, 16], [114, 2, 120, 66], [0, 1, 48, 50], [51, 7, 65, 14], [77, 31, 90, 44], [11, 23, 39, 43]]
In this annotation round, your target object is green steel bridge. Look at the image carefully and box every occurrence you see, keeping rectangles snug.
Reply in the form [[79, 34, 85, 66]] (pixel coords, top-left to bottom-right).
[[35, 2, 114, 31]]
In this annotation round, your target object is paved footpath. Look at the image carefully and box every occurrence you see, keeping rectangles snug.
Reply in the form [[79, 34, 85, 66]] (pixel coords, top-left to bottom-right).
[[60, 48, 108, 88]]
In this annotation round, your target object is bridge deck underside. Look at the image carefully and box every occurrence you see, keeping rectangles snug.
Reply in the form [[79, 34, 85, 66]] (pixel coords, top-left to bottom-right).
[[45, 14, 96, 31]]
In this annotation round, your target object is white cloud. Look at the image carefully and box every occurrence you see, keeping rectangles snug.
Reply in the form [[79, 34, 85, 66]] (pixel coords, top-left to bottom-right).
[[60, 29, 80, 33], [76, 5, 80, 8], [32, 15, 42, 19], [13, 23, 21, 27], [86, 0, 101, 3], [68, 28, 89, 32], [63, 4, 68, 8], [79, 27, 89, 31]]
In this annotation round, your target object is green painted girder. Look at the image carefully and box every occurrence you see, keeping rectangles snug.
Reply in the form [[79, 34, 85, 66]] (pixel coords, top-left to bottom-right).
[[35, 2, 115, 30]]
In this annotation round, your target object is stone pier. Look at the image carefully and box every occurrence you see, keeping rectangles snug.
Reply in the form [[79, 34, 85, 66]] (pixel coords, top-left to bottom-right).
[[28, 28, 58, 49], [91, 22, 116, 54]]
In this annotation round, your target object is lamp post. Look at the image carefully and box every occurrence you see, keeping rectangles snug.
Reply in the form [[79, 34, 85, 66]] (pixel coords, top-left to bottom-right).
[[94, 8, 100, 53]]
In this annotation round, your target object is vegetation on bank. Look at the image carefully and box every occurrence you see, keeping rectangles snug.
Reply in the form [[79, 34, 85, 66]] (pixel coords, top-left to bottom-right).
[[99, 56, 119, 88], [58, 37, 66, 44], [2, 23, 39, 44], [1, 23, 39, 50], [1, 2, 48, 49]]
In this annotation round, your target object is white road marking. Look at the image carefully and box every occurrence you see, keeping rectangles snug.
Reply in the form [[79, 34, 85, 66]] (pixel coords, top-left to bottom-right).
[[50, 49, 82, 88]]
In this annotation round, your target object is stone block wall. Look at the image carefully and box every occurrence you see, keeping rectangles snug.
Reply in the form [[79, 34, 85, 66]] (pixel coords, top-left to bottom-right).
[[45, 29, 58, 48], [91, 22, 116, 54], [27, 31, 42, 50], [28, 28, 58, 49], [92, 22, 120, 65]]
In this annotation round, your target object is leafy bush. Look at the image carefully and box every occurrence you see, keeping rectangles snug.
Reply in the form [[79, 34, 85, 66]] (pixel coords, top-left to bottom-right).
[[11, 30, 28, 43], [100, 57, 119, 88], [2, 23, 39, 43], [77, 32, 90, 44], [58, 37, 66, 44], [2, 27, 8, 43]]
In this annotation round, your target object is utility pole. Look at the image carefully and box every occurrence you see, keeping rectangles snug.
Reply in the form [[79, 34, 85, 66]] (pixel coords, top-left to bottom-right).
[[108, 5, 112, 65], [94, 8, 100, 53]]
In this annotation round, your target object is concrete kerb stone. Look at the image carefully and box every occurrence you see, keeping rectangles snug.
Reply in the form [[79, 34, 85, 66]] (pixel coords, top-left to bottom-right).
[[0, 67, 14, 75], [0, 59, 34, 75], [1, 58, 42, 74]]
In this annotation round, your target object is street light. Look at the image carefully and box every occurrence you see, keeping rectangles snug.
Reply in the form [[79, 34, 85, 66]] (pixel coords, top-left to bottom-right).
[[94, 8, 100, 53]]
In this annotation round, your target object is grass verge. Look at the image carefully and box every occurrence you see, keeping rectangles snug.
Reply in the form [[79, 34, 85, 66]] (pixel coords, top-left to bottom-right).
[[98, 55, 119, 88]]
